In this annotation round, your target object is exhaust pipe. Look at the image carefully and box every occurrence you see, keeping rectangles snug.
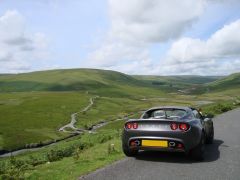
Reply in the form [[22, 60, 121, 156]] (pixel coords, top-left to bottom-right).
[[130, 139, 140, 146], [134, 140, 140, 146]]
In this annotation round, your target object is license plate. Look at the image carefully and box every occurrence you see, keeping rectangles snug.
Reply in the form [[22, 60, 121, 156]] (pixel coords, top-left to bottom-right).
[[142, 140, 168, 147]]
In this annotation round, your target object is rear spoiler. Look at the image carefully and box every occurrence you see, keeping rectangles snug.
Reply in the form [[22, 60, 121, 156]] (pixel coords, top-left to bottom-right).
[[126, 118, 182, 122]]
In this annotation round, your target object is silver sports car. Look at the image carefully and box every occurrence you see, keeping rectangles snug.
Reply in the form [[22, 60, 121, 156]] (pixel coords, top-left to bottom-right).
[[122, 106, 214, 160]]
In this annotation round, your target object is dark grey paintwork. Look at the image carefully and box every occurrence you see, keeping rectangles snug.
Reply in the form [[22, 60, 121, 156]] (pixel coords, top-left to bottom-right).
[[122, 106, 213, 154]]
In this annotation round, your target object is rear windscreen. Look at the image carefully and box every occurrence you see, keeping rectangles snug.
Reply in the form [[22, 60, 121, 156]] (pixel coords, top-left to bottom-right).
[[144, 109, 192, 120]]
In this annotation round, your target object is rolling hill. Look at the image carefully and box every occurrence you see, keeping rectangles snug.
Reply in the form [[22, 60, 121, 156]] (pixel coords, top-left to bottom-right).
[[0, 69, 142, 93], [0, 69, 170, 98], [0, 69, 223, 94], [134, 75, 221, 85], [206, 73, 240, 91], [189, 73, 240, 94], [0, 69, 167, 151]]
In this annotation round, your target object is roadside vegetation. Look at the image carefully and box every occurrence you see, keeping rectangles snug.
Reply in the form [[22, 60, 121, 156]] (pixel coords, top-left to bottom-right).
[[202, 99, 240, 115], [0, 120, 125, 179]]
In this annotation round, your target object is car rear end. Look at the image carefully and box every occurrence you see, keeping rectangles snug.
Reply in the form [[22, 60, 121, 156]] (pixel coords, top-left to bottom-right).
[[122, 119, 202, 154]]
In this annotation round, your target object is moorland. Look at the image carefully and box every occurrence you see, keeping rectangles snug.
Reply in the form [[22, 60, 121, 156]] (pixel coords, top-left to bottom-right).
[[0, 69, 239, 179]]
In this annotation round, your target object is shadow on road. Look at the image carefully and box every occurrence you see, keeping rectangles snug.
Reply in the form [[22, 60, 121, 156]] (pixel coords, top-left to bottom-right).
[[135, 139, 223, 163]]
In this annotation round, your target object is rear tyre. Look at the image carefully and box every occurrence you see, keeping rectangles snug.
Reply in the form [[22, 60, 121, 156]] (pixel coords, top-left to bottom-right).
[[206, 126, 214, 144], [122, 144, 138, 157], [190, 133, 205, 161]]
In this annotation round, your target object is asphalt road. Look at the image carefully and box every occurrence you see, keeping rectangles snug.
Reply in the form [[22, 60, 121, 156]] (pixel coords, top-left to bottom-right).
[[80, 108, 240, 180]]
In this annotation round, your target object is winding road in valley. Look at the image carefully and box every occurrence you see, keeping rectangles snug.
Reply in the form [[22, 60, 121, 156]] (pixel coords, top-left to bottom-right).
[[59, 96, 98, 133], [80, 108, 240, 180]]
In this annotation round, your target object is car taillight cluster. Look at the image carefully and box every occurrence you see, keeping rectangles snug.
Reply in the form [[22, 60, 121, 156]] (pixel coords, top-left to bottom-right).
[[125, 122, 138, 129], [170, 123, 189, 131]]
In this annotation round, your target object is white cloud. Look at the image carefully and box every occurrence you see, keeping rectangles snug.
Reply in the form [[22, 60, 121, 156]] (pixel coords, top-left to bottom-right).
[[157, 19, 240, 75], [86, 0, 207, 71], [109, 0, 205, 44], [86, 0, 240, 75], [0, 10, 50, 73], [0, 10, 25, 42]]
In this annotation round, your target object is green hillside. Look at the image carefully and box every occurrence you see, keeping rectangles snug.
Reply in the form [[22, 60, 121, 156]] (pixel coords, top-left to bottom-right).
[[207, 73, 240, 91], [190, 73, 240, 94], [133, 75, 221, 92], [134, 75, 221, 85], [0, 69, 167, 151], [0, 69, 222, 94], [0, 69, 141, 93]]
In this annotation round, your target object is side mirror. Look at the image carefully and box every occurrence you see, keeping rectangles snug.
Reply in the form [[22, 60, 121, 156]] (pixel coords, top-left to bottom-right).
[[205, 114, 214, 118]]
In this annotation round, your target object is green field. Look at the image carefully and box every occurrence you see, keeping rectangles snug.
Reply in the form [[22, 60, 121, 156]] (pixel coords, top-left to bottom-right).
[[0, 92, 91, 150], [0, 68, 239, 179]]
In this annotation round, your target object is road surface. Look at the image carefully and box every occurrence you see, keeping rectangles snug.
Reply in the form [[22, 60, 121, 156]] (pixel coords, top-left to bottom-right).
[[80, 108, 240, 180]]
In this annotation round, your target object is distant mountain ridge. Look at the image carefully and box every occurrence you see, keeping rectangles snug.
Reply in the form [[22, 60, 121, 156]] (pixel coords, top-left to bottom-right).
[[0, 69, 142, 93], [133, 75, 222, 85], [0, 68, 238, 94]]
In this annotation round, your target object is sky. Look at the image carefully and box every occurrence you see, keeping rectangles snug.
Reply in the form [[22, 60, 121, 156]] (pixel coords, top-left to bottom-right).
[[1, 0, 240, 75]]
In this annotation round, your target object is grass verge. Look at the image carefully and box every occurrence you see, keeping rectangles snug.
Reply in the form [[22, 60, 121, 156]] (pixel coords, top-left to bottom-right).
[[0, 120, 125, 179]]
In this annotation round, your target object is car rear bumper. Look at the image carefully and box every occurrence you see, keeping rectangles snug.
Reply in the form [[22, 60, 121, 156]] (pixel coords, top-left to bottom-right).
[[135, 146, 185, 153], [122, 126, 202, 153], [128, 136, 186, 152]]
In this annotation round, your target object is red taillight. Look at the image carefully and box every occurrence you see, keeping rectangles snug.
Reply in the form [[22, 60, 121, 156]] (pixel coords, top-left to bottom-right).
[[126, 123, 132, 129], [133, 123, 138, 129], [170, 123, 189, 131], [125, 122, 138, 129], [170, 123, 178, 130], [177, 143, 184, 149], [179, 123, 189, 131]]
